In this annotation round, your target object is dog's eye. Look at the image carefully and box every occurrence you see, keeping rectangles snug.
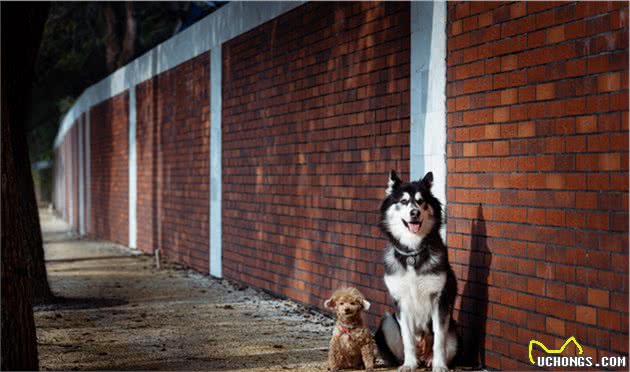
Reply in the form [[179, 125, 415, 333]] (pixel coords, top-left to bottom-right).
[[400, 199, 409, 205]]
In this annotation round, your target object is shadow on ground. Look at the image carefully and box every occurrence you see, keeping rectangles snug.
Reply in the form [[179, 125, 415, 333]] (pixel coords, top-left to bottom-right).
[[34, 297, 129, 312], [36, 210, 340, 371]]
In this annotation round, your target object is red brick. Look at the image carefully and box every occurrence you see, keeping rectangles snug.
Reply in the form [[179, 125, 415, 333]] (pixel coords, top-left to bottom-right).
[[451, 20, 462, 36], [587, 133, 610, 152], [575, 115, 597, 133], [566, 135, 587, 152], [610, 133, 628, 151], [546, 316, 565, 336], [588, 212, 610, 230], [546, 25, 566, 44], [587, 174, 610, 190], [536, 83, 555, 100], [598, 309, 622, 331], [588, 288, 610, 308], [501, 55, 518, 71], [500, 88, 517, 105], [451, 60, 485, 81], [610, 292, 629, 313], [454, 2, 470, 20], [599, 112, 622, 132], [89, 93, 129, 245], [509, 2, 526, 19], [598, 72, 622, 92], [462, 143, 477, 157], [493, 107, 509, 123], [478, 11, 493, 28], [575, 305, 597, 325], [462, 15, 479, 33]]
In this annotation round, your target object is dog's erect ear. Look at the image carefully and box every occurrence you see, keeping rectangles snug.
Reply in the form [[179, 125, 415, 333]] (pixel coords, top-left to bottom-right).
[[420, 171, 433, 189], [324, 298, 335, 309], [386, 170, 401, 195], [362, 299, 371, 311]]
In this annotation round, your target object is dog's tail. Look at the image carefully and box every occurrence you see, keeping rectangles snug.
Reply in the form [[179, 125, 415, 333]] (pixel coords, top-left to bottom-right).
[[374, 312, 404, 366]]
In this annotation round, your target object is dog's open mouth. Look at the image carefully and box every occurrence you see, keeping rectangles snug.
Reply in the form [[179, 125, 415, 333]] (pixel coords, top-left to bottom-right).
[[402, 219, 421, 234]]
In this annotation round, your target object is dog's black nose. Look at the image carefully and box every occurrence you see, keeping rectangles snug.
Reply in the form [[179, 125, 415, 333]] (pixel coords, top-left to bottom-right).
[[410, 209, 419, 218]]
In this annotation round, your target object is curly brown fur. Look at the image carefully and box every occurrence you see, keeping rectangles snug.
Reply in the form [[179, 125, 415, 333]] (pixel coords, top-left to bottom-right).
[[325, 288, 376, 371]]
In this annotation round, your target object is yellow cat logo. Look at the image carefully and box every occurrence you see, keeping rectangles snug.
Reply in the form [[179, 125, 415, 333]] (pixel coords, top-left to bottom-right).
[[528, 336, 584, 364]]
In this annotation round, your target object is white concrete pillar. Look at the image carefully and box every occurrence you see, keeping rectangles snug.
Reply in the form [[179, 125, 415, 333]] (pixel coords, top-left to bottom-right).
[[411, 1, 447, 235], [129, 87, 137, 249], [209, 47, 222, 278], [78, 116, 85, 235], [86, 110, 91, 234], [68, 128, 74, 226]]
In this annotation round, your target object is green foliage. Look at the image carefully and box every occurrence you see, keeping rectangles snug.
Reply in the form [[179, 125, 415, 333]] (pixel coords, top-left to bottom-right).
[[27, 2, 224, 163], [56, 96, 75, 114]]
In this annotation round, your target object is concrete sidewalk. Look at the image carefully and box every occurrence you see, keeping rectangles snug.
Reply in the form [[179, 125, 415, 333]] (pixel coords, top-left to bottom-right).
[[36, 210, 338, 371]]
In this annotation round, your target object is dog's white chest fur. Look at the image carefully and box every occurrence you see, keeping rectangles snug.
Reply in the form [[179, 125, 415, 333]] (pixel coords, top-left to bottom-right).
[[384, 268, 446, 331]]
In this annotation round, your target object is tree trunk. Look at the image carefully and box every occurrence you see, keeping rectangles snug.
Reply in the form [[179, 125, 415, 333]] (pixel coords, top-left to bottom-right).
[[103, 4, 121, 73], [3, 3, 54, 306], [1, 3, 50, 370], [117, 2, 136, 68], [1, 102, 40, 372]]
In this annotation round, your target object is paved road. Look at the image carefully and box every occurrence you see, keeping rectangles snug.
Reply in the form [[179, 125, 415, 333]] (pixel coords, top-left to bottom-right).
[[36, 209, 341, 371]]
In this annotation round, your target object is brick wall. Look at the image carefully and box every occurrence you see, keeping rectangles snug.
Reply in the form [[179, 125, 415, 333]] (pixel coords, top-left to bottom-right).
[[446, 1, 628, 369], [136, 53, 210, 272], [89, 93, 129, 245], [222, 1, 410, 325]]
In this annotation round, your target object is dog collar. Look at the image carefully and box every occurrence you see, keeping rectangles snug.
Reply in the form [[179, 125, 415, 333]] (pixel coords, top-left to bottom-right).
[[393, 247, 420, 266], [338, 323, 356, 333]]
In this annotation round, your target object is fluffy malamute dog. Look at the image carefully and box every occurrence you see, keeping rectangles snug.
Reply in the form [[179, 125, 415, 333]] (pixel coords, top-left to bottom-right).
[[375, 171, 458, 372]]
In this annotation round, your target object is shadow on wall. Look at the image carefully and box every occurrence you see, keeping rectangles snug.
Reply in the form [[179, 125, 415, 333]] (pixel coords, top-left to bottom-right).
[[459, 204, 491, 368]]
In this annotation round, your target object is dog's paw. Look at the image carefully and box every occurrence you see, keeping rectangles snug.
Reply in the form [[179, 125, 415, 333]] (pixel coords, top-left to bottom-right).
[[397, 365, 417, 372], [424, 357, 432, 367], [431, 366, 449, 372]]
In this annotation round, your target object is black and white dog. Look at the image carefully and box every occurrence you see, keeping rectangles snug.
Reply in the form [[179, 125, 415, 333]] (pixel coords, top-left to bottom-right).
[[375, 171, 458, 372]]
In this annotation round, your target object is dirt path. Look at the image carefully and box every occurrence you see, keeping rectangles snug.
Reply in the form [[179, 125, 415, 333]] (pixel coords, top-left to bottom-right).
[[36, 210, 342, 371]]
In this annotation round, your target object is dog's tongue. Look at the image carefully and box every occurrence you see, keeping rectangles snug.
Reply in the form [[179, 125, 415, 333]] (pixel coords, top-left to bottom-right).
[[409, 223, 420, 234]]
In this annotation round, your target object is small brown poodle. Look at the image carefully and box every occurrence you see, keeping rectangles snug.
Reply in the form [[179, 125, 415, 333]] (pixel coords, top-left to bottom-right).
[[325, 287, 376, 371]]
